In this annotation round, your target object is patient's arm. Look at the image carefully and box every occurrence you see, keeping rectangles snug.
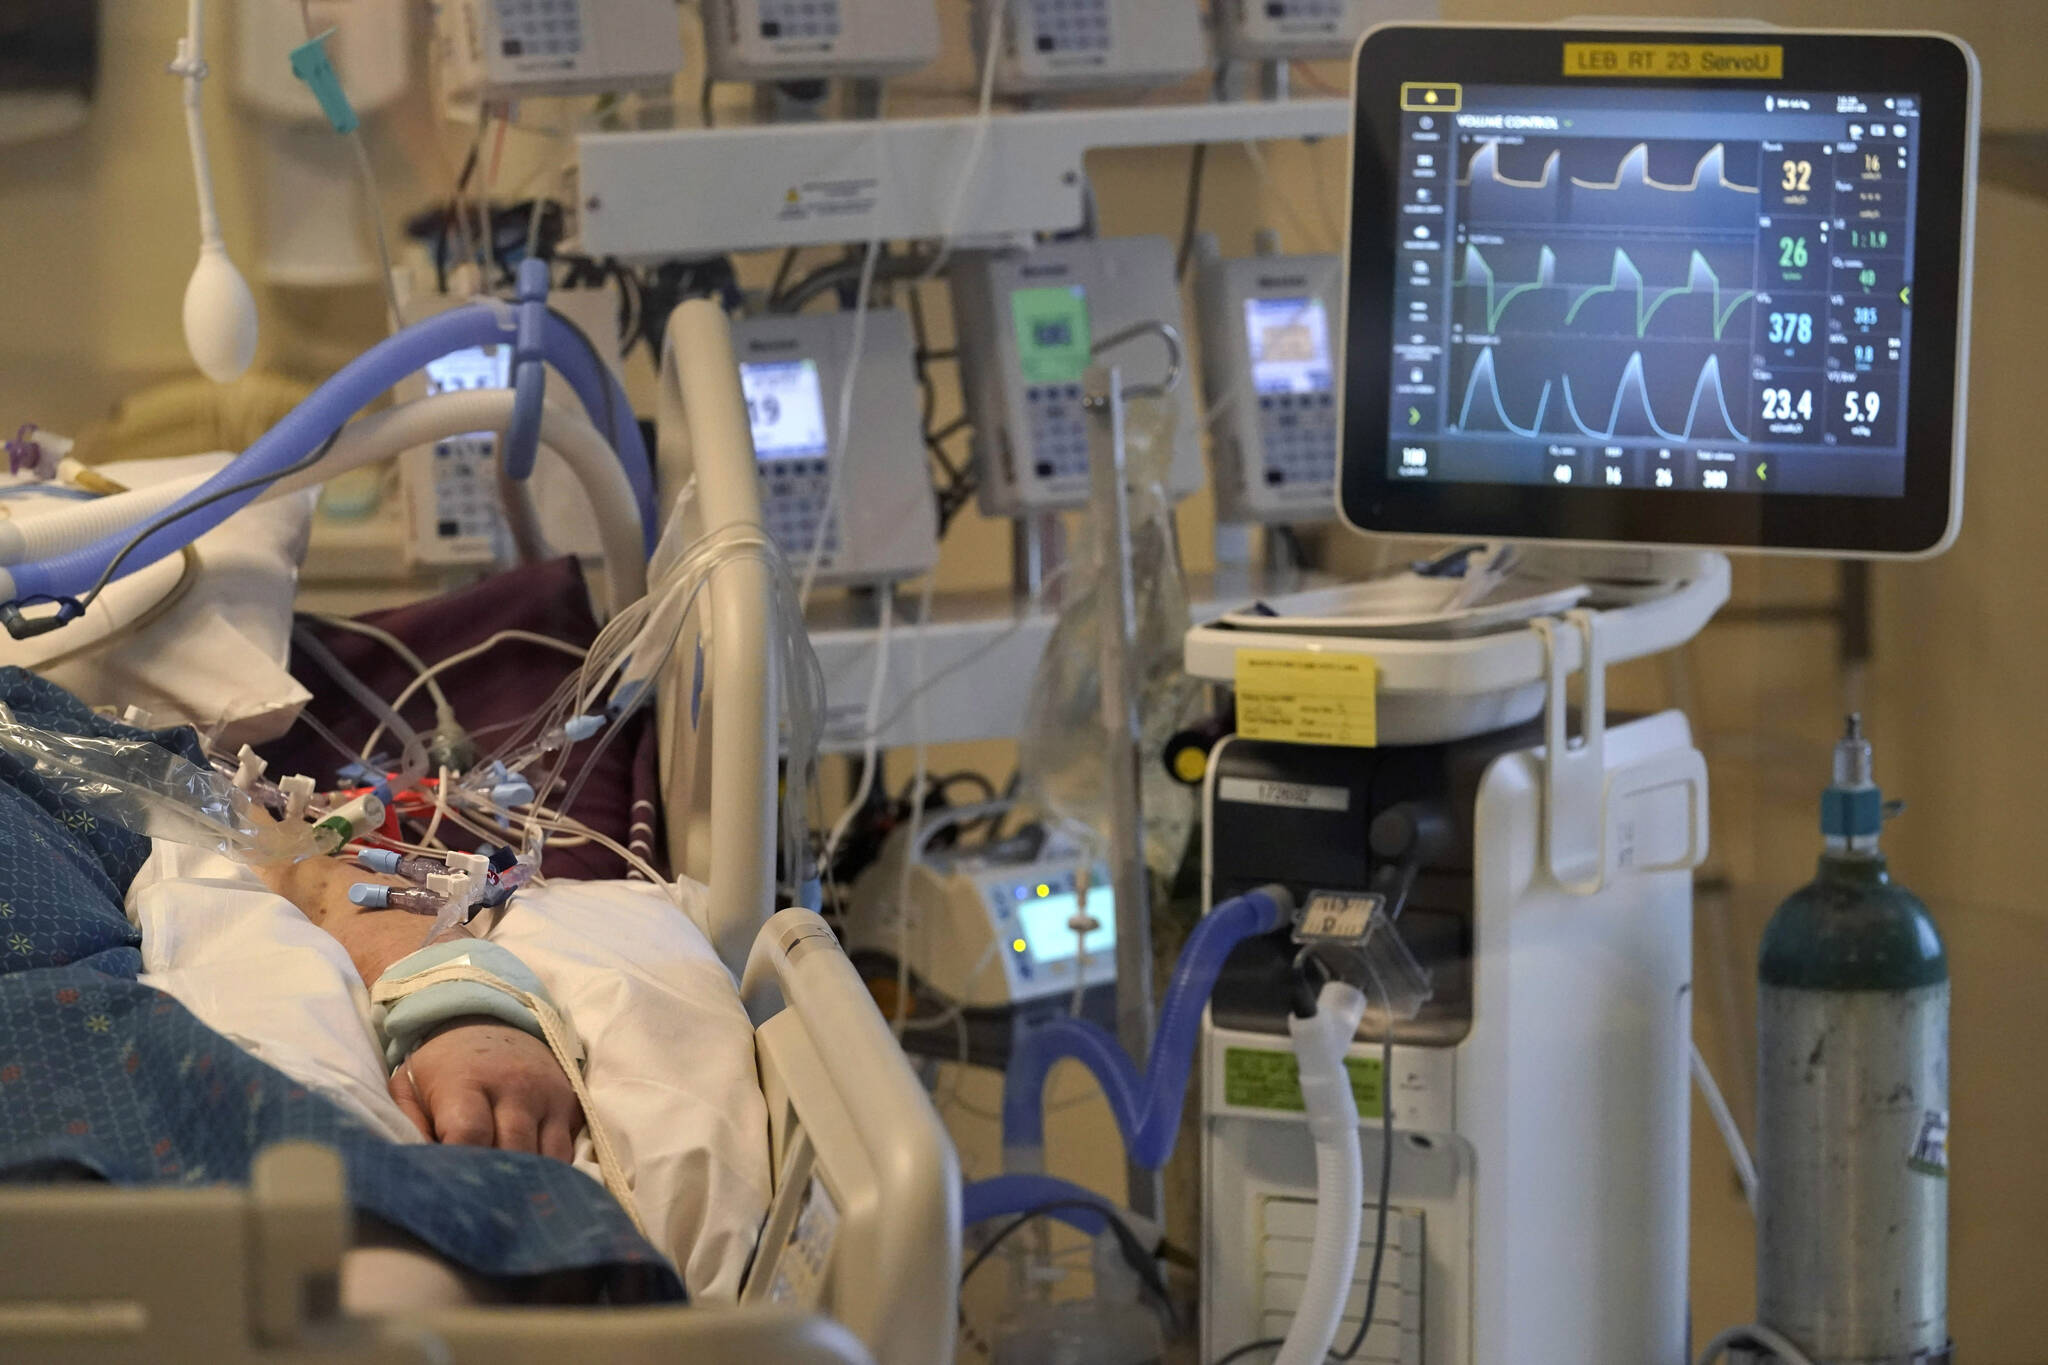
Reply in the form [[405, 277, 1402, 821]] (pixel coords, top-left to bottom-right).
[[255, 851, 584, 1163]]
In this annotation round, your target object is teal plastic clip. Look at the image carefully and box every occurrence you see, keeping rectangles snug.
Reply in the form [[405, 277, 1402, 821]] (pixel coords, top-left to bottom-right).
[[289, 30, 359, 135]]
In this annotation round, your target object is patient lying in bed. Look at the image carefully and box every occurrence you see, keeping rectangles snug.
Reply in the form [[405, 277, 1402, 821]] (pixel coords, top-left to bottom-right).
[[251, 838, 588, 1163], [0, 669, 770, 1305]]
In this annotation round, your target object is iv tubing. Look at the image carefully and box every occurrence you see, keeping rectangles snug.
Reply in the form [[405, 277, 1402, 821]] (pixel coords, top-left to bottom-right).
[[2, 306, 654, 608], [176, 0, 224, 251], [999, 885, 1291, 1169]]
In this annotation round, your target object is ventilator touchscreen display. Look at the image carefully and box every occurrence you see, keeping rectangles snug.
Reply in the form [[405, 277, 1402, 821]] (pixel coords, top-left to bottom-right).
[[1389, 84, 1920, 497]]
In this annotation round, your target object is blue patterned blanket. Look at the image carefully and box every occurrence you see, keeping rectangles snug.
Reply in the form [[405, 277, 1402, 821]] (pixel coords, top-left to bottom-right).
[[0, 669, 683, 1302]]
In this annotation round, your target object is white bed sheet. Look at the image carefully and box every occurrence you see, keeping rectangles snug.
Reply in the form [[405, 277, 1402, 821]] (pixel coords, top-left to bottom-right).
[[0, 455, 315, 747], [126, 844, 772, 1302]]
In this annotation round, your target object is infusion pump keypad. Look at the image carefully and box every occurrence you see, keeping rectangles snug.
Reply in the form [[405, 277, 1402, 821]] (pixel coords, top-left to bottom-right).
[[1026, 384, 1092, 482], [758, 0, 843, 39], [493, 0, 586, 57], [432, 435, 503, 544], [761, 460, 841, 561], [1025, 0, 1112, 54], [1258, 390, 1338, 488]]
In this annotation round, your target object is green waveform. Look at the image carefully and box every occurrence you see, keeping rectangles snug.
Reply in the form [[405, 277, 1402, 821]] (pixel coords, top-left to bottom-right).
[[1459, 245, 1754, 340]]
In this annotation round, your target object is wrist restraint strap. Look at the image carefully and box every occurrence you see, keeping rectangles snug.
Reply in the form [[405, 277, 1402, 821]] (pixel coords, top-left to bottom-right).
[[370, 940, 641, 1237]]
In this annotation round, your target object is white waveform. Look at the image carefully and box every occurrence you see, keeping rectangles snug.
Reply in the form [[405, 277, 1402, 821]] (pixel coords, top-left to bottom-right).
[[1567, 142, 1758, 194], [1453, 348, 1749, 443]]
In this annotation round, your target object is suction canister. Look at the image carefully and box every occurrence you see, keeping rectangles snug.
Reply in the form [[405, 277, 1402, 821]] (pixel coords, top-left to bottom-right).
[[1755, 716, 1951, 1364]]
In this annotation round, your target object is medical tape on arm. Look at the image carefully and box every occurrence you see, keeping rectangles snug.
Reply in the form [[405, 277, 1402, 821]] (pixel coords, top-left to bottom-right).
[[370, 942, 646, 1240]]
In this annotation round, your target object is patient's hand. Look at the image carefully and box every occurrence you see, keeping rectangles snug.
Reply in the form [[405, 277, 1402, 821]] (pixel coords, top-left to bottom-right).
[[246, 819, 584, 1162], [389, 1018, 585, 1163]]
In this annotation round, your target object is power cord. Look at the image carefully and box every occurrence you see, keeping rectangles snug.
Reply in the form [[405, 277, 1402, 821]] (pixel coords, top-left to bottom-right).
[[960, 1196, 1175, 1331]]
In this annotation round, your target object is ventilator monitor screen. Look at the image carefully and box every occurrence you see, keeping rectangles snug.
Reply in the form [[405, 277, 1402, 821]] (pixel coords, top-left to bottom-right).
[[741, 358, 830, 461], [1247, 296, 1334, 395], [1342, 27, 1975, 555]]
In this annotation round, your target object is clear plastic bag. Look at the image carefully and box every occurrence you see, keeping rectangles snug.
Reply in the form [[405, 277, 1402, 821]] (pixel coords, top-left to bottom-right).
[[0, 701, 312, 864], [1019, 393, 1202, 881]]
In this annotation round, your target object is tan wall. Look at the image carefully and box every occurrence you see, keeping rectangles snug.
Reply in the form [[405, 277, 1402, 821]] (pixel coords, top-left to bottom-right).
[[4, 1, 2044, 1358]]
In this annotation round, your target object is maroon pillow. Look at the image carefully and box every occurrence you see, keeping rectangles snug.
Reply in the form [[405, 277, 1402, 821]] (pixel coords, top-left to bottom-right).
[[260, 558, 663, 881]]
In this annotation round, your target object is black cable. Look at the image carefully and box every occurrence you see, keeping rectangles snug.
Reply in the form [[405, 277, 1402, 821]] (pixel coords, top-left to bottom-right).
[[1175, 143, 1209, 282], [768, 246, 801, 302], [5, 430, 343, 637], [1210, 1339, 1283, 1365], [931, 770, 998, 806], [1330, 1028, 1397, 1361], [925, 437, 964, 485], [959, 1197, 1173, 1325]]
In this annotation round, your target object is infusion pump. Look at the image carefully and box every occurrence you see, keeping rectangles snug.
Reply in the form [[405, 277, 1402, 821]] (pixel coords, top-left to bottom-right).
[[401, 343, 510, 568], [703, 0, 941, 82], [1214, 0, 1437, 61], [732, 309, 938, 586], [396, 288, 621, 570], [950, 236, 1206, 516], [971, 0, 1208, 94], [1194, 239, 1342, 524], [433, 0, 684, 100]]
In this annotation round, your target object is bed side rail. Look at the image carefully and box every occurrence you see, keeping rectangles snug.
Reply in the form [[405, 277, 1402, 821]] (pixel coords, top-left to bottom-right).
[[0, 1142, 873, 1365], [742, 908, 962, 1365], [654, 298, 780, 980]]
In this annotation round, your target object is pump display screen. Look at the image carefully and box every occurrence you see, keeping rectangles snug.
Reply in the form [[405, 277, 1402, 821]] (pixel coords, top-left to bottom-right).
[[1246, 296, 1334, 395], [426, 346, 512, 395], [1012, 284, 1094, 386], [1341, 28, 1973, 554], [1015, 882, 1115, 964], [740, 358, 830, 461], [424, 346, 512, 442]]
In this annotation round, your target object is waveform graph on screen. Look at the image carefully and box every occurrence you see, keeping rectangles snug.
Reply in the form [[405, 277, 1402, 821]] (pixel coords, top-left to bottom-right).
[[1458, 137, 1763, 231], [1454, 240, 1756, 341], [1451, 343, 1750, 444]]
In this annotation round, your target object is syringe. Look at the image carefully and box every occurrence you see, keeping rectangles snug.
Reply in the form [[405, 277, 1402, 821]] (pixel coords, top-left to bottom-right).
[[354, 848, 446, 883], [348, 882, 446, 916]]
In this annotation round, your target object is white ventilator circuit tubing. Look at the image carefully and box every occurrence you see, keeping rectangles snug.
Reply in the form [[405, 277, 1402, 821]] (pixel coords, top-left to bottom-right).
[[0, 392, 647, 614], [1278, 979, 1371, 1365]]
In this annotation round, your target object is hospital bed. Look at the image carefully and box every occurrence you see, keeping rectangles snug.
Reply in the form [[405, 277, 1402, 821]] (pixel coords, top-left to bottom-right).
[[0, 301, 962, 1364]]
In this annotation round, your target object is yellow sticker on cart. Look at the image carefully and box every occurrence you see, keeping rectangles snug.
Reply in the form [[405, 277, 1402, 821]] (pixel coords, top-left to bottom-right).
[[1563, 43, 1782, 80], [1235, 650, 1377, 749]]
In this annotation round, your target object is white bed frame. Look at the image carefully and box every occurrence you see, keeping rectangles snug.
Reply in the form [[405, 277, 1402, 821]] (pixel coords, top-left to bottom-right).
[[0, 302, 962, 1364]]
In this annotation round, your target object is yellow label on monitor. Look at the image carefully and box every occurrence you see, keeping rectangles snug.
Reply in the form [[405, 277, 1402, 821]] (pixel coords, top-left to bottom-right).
[[1235, 650, 1377, 749], [1563, 43, 1782, 80]]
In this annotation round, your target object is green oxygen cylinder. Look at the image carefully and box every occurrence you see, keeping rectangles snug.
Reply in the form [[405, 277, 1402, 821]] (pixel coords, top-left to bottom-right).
[[1755, 716, 1951, 1364]]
